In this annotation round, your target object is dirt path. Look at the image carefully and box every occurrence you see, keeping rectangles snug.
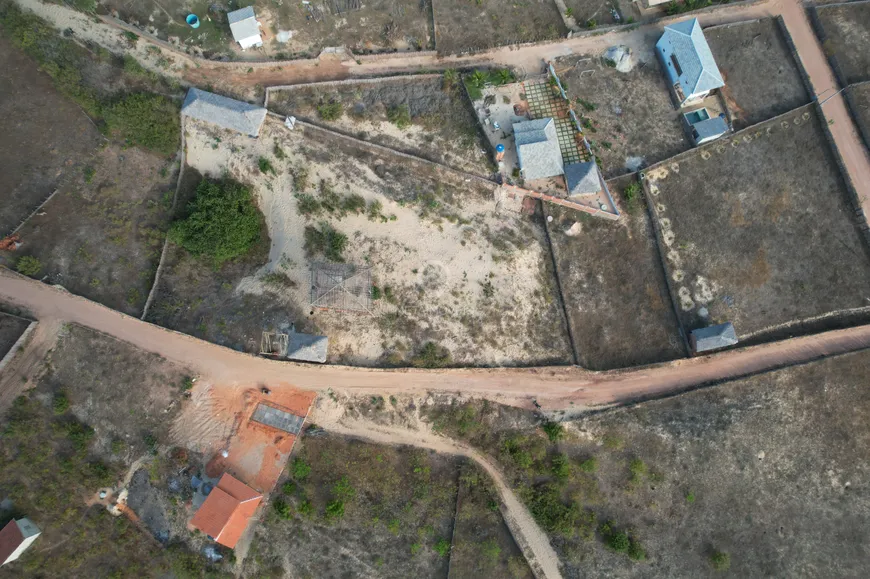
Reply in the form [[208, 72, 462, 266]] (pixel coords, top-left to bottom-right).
[[311, 397, 563, 579], [3, 269, 870, 413]]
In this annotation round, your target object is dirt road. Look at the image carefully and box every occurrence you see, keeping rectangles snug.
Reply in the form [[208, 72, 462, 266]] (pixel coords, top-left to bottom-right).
[[312, 397, 563, 579], [3, 269, 870, 412]]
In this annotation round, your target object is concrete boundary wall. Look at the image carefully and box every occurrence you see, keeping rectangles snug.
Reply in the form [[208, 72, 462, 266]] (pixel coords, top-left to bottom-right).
[[2, 189, 60, 239], [0, 320, 37, 375], [264, 73, 444, 108]]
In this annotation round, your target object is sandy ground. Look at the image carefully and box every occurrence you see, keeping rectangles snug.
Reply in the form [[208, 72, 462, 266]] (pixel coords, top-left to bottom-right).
[[6, 269, 870, 415], [184, 117, 564, 366], [311, 394, 563, 579]]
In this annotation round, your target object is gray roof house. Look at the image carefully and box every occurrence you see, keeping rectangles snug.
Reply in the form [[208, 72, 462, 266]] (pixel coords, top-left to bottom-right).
[[564, 162, 602, 198], [690, 322, 738, 354], [286, 332, 329, 364], [182, 88, 268, 137], [655, 19, 724, 106], [227, 7, 263, 50], [513, 118, 564, 181]]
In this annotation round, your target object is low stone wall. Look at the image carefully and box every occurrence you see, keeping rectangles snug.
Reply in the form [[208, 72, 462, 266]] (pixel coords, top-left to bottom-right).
[[0, 319, 37, 375]]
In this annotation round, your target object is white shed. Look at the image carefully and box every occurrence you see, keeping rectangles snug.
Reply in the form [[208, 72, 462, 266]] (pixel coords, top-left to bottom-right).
[[228, 7, 263, 50]]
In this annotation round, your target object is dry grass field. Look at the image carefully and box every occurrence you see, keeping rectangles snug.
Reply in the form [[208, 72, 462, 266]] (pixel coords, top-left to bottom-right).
[[814, 1, 870, 84]]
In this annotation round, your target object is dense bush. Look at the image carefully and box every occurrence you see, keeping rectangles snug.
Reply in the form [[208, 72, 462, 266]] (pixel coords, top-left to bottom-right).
[[169, 179, 262, 268], [273, 497, 292, 519], [104, 93, 180, 155], [411, 342, 452, 368], [542, 421, 564, 442], [304, 223, 348, 262], [710, 551, 731, 571], [523, 483, 594, 538], [15, 255, 42, 277], [387, 104, 412, 129], [292, 458, 311, 481], [317, 100, 343, 121]]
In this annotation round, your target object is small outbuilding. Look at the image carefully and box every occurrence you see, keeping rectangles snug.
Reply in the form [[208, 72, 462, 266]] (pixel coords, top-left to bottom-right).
[[656, 19, 724, 107], [564, 161, 602, 198], [190, 473, 262, 549], [182, 88, 268, 138], [0, 518, 40, 566], [227, 7, 263, 50], [690, 322, 738, 354], [683, 108, 729, 145], [513, 118, 564, 181]]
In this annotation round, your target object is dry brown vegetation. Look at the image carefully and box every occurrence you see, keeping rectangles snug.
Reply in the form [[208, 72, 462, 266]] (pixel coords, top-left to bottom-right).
[[645, 105, 870, 339], [815, 1, 870, 84], [0, 311, 29, 361]]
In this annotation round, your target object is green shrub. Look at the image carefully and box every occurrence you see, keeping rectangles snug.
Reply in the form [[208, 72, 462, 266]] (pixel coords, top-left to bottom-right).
[[686, 490, 696, 503], [607, 530, 630, 552], [258, 157, 275, 175], [367, 199, 384, 221], [342, 194, 366, 215], [332, 476, 356, 501], [292, 458, 311, 481], [181, 377, 195, 391], [15, 255, 42, 277], [523, 484, 594, 538], [542, 421, 565, 442], [433, 538, 451, 557], [62, 420, 95, 451], [586, 19, 597, 29], [551, 453, 571, 482], [317, 100, 343, 121], [273, 143, 286, 160], [273, 497, 292, 519], [296, 193, 321, 217], [169, 179, 262, 268], [304, 223, 348, 262], [411, 342, 451, 368], [578, 457, 597, 473], [71, 0, 97, 12], [443, 68, 458, 91], [629, 459, 647, 483], [52, 392, 70, 415], [371, 286, 382, 300], [628, 540, 647, 561], [293, 167, 310, 191], [623, 181, 641, 209], [282, 480, 296, 495], [325, 499, 345, 520], [387, 104, 412, 129], [104, 93, 180, 156], [297, 500, 312, 517], [710, 551, 730, 571], [481, 538, 501, 561]]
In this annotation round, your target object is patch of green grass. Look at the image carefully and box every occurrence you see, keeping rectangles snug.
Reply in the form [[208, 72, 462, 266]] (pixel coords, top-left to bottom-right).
[[578, 457, 597, 473], [433, 537, 451, 557], [387, 104, 412, 129], [104, 93, 180, 156], [710, 550, 730, 571], [258, 157, 275, 175], [542, 421, 564, 442], [292, 458, 311, 481]]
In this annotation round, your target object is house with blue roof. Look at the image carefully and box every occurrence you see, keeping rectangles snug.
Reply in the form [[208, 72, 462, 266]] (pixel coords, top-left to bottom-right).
[[656, 18, 725, 107]]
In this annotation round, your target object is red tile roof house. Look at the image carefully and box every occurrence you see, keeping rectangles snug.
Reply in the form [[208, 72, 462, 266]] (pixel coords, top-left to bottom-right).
[[0, 518, 41, 566], [189, 473, 262, 549]]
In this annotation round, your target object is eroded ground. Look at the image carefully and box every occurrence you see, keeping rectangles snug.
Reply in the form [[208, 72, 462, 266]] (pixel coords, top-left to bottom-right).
[[267, 74, 493, 176], [151, 117, 572, 367], [815, 1, 870, 84], [646, 106, 870, 338], [545, 175, 685, 370], [707, 18, 809, 129]]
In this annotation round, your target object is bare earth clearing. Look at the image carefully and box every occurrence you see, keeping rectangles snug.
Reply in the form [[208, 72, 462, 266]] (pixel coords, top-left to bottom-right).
[[646, 105, 870, 340], [706, 18, 809, 129], [153, 117, 571, 367]]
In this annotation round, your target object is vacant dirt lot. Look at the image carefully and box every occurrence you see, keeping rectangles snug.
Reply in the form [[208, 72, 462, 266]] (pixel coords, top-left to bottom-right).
[[815, 1, 870, 84], [707, 18, 809, 129], [0, 36, 102, 235], [10, 144, 176, 316], [0, 323, 230, 578], [268, 75, 492, 176], [849, 81, 870, 150], [241, 434, 460, 578], [435, 0, 566, 55], [564, 0, 624, 28], [646, 105, 870, 339], [151, 117, 571, 367], [556, 52, 687, 178], [0, 311, 29, 361], [545, 175, 685, 370], [101, 0, 433, 58]]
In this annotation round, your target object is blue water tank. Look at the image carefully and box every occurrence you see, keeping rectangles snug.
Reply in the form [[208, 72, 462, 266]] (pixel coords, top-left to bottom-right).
[[496, 144, 505, 153]]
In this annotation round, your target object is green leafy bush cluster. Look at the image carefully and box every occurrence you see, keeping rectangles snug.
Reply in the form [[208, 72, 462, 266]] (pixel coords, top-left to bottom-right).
[[16, 255, 42, 277], [295, 181, 369, 221], [710, 550, 730, 571], [523, 483, 595, 538], [292, 458, 312, 481], [542, 421, 564, 442], [169, 179, 262, 268], [410, 342, 452, 368], [387, 104, 412, 129], [601, 521, 646, 561], [104, 93, 180, 156], [317, 100, 343, 121], [303, 223, 348, 262]]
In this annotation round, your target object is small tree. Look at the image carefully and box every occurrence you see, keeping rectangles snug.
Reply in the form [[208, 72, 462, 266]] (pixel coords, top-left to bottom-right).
[[387, 104, 411, 129], [15, 255, 42, 277], [169, 179, 262, 268], [542, 421, 564, 442], [317, 100, 343, 121]]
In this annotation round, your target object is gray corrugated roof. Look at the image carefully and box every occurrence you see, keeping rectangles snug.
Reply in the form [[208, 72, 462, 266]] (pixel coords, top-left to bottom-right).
[[182, 88, 267, 137], [661, 19, 724, 96], [565, 162, 602, 196], [227, 7, 261, 43], [286, 332, 328, 363], [691, 322, 737, 352], [692, 116, 728, 142], [513, 118, 563, 180], [250, 403, 305, 434]]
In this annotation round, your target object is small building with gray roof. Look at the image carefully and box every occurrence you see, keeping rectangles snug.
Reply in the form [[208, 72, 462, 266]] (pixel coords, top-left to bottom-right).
[[564, 161, 602, 198], [227, 7, 263, 50], [182, 88, 268, 138], [656, 18, 724, 107], [513, 118, 564, 181], [690, 322, 738, 354]]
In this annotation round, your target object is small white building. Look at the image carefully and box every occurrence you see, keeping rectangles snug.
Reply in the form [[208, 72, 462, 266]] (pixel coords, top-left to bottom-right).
[[656, 19, 724, 107], [227, 7, 263, 50], [0, 518, 40, 566]]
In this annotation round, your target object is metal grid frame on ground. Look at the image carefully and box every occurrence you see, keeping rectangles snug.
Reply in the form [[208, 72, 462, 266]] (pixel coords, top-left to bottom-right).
[[523, 81, 589, 164], [310, 262, 373, 313], [250, 403, 305, 434]]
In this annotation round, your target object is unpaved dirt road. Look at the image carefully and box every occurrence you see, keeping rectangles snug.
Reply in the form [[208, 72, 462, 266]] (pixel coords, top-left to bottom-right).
[[312, 397, 563, 579], [3, 269, 870, 412]]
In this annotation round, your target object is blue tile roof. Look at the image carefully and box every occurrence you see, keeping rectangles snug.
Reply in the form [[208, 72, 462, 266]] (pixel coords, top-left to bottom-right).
[[661, 19, 724, 96]]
